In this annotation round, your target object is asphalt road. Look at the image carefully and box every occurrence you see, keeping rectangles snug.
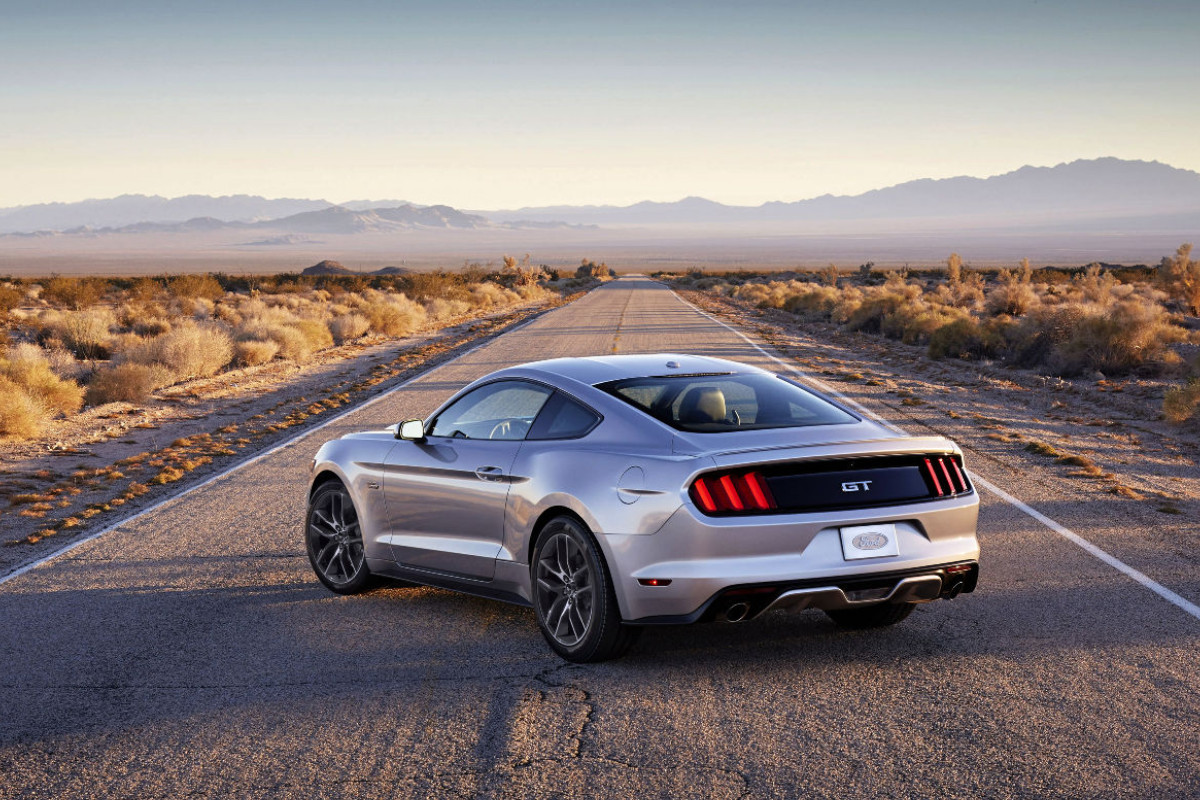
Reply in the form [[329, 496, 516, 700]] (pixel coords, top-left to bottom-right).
[[2, 278, 1197, 799]]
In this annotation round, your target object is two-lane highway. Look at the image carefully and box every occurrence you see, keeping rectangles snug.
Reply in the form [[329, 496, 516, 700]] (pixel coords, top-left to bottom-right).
[[1, 278, 1197, 799]]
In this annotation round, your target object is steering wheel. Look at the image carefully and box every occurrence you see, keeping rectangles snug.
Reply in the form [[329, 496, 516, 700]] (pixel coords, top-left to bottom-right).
[[488, 419, 530, 439]]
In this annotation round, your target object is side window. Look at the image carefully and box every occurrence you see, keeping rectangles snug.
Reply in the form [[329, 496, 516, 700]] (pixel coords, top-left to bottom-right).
[[527, 392, 602, 440], [428, 381, 552, 440]]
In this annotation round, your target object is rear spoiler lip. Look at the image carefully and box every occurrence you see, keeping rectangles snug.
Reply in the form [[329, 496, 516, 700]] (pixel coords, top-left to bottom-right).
[[702, 436, 961, 468]]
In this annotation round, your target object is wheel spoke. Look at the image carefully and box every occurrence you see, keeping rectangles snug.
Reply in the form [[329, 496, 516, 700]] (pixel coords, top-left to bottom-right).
[[315, 541, 337, 570], [311, 509, 337, 536], [550, 597, 570, 638], [555, 535, 570, 577], [338, 549, 353, 579], [569, 603, 588, 638]]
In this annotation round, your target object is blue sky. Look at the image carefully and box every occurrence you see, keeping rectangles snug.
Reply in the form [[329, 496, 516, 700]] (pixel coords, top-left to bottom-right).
[[2, 0, 1197, 207]]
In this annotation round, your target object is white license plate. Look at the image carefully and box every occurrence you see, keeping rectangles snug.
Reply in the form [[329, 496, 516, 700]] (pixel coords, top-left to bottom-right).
[[839, 523, 899, 560]]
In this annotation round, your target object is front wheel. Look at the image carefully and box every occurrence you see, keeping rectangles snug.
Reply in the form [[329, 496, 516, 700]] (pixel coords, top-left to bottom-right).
[[825, 602, 916, 629], [306, 481, 378, 594], [532, 516, 640, 663]]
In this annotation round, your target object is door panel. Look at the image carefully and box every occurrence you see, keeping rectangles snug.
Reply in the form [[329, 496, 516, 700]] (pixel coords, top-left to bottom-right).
[[381, 438, 522, 580]]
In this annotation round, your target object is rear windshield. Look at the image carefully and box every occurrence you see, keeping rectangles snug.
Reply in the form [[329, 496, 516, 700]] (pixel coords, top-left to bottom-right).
[[597, 373, 857, 433]]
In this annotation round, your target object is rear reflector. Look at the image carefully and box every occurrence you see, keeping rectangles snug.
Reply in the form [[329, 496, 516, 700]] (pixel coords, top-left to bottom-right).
[[690, 470, 776, 513], [638, 578, 672, 587]]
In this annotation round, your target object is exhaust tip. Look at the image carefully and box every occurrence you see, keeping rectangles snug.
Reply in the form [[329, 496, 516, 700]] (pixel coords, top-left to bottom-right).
[[945, 582, 964, 600], [724, 602, 750, 622]]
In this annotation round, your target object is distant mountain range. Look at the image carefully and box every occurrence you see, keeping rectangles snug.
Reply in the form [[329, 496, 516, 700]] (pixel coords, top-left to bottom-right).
[[2, 158, 1197, 236], [4, 204, 498, 238], [0, 194, 333, 234], [481, 159, 1200, 225]]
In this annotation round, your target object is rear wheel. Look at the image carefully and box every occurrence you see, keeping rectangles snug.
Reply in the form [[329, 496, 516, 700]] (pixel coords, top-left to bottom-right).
[[826, 602, 916, 629], [306, 481, 378, 594], [532, 516, 640, 663]]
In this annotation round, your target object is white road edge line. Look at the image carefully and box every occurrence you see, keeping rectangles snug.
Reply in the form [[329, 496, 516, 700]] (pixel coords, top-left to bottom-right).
[[669, 285, 1200, 623], [972, 475, 1200, 620], [0, 314, 543, 587]]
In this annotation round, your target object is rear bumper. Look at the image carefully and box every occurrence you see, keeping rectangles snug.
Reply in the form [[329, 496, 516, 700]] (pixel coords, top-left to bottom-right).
[[598, 493, 980, 622], [633, 561, 980, 625]]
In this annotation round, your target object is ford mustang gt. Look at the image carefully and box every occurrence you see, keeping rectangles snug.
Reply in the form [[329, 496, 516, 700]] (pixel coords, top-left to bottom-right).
[[305, 354, 980, 662]]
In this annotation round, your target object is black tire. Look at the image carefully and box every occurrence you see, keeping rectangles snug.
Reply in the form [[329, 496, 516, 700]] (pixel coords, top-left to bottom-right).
[[532, 516, 641, 663], [305, 481, 378, 594], [825, 602, 916, 629]]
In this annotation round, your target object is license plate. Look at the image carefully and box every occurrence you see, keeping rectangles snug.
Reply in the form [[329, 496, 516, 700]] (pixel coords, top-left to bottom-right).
[[839, 523, 899, 560]]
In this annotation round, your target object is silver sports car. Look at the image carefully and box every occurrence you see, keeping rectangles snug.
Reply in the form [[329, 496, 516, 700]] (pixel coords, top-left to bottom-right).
[[305, 354, 980, 662]]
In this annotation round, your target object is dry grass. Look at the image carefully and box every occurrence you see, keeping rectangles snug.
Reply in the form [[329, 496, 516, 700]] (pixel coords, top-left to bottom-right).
[[122, 321, 233, 379], [329, 313, 370, 343], [687, 249, 1196, 381], [234, 339, 280, 366], [85, 363, 174, 405], [0, 268, 560, 441], [1163, 378, 1200, 424], [0, 346, 85, 437]]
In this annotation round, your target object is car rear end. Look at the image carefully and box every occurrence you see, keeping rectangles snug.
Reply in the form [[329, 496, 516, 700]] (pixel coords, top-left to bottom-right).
[[605, 437, 980, 624]]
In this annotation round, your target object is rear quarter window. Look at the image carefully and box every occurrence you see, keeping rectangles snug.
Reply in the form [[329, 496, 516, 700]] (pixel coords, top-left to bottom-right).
[[527, 392, 602, 440]]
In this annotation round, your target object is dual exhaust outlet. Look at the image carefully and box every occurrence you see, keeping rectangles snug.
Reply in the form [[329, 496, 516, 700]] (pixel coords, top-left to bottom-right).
[[718, 577, 966, 623]]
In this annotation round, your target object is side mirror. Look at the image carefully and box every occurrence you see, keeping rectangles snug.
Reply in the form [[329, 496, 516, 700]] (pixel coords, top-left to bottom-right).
[[397, 418, 425, 441]]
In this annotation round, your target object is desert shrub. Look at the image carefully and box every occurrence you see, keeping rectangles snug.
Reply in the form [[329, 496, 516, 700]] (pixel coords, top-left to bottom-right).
[[187, 297, 216, 319], [329, 313, 371, 342], [124, 322, 233, 379], [46, 309, 116, 360], [212, 302, 242, 325], [1075, 265, 1118, 305], [355, 292, 426, 336], [42, 276, 105, 309], [404, 270, 460, 301], [782, 285, 841, 319], [0, 376, 53, 438], [0, 346, 84, 436], [468, 282, 522, 309], [0, 283, 23, 314], [928, 317, 1006, 361], [127, 276, 163, 303], [1157, 243, 1200, 313], [1164, 379, 1200, 423], [269, 325, 314, 361], [234, 339, 280, 366], [844, 279, 921, 336], [169, 274, 225, 302], [1006, 305, 1089, 368], [294, 318, 334, 351], [985, 271, 1039, 316], [133, 317, 172, 337], [235, 321, 312, 362], [896, 306, 965, 346], [1047, 300, 1184, 376], [37, 346, 80, 380], [85, 363, 173, 405]]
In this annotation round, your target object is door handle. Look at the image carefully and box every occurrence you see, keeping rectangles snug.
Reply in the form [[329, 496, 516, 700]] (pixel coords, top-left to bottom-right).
[[474, 466, 504, 482]]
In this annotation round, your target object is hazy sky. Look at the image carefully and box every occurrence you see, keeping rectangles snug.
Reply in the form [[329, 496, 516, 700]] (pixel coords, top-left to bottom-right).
[[2, 0, 1197, 208]]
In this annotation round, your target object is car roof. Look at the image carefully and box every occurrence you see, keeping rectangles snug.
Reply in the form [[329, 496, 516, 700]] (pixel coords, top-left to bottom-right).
[[515, 353, 761, 385]]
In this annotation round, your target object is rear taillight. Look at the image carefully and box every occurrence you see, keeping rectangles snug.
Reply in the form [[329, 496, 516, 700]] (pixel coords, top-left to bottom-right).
[[922, 455, 969, 495], [690, 470, 777, 514]]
